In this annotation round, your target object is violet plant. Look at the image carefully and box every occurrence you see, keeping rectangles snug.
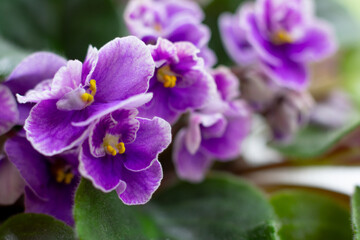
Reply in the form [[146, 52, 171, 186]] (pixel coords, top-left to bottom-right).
[[0, 0, 360, 239]]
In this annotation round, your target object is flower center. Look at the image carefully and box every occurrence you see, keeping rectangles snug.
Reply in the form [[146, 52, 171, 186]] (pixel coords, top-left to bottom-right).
[[81, 79, 97, 104], [157, 65, 177, 88], [103, 134, 126, 156], [272, 30, 293, 45], [154, 23, 162, 32], [51, 160, 74, 185]]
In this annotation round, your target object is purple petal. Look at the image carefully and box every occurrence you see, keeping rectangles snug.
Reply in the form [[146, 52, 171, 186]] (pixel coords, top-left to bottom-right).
[[82, 45, 99, 85], [211, 66, 240, 101], [25, 179, 78, 226], [200, 113, 228, 139], [122, 117, 171, 171], [219, 10, 257, 65], [169, 71, 212, 111], [167, 17, 210, 49], [198, 46, 217, 68], [288, 21, 337, 62], [109, 109, 140, 142], [5, 135, 51, 200], [17, 103, 34, 125], [25, 99, 89, 156], [173, 129, 212, 182], [118, 160, 163, 205], [201, 106, 251, 160], [4, 52, 66, 95], [91, 36, 154, 102], [0, 155, 25, 205], [17, 79, 53, 104], [72, 93, 152, 127], [50, 60, 83, 98], [164, 0, 204, 22], [263, 59, 308, 90], [138, 83, 180, 124], [243, 11, 283, 65], [149, 38, 178, 67], [185, 114, 202, 154], [79, 140, 125, 192], [0, 85, 19, 135]]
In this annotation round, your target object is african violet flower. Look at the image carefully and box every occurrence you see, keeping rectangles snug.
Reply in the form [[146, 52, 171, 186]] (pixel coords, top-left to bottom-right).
[[18, 37, 155, 156], [124, 0, 216, 67], [173, 67, 251, 182], [5, 133, 80, 225], [79, 109, 171, 205], [138, 38, 215, 124], [219, 0, 336, 89]]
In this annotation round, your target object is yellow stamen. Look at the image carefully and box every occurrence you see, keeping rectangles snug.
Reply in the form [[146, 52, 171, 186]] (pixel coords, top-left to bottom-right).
[[157, 65, 177, 88], [273, 30, 293, 44], [163, 75, 177, 88], [106, 145, 117, 156], [81, 93, 94, 103], [56, 169, 66, 183], [117, 142, 126, 154], [89, 79, 97, 95], [154, 24, 162, 32], [64, 173, 74, 185]]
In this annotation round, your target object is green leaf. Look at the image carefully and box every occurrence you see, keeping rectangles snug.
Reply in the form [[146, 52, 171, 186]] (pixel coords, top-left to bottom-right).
[[270, 190, 352, 240], [0, 0, 122, 60], [74, 179, 157, 240], [0, 37, 30, 80], [74, 174, 278, 240], [0, 213, 76, 240], [352, 186, 360, 240], [272, 112, 360, 159]]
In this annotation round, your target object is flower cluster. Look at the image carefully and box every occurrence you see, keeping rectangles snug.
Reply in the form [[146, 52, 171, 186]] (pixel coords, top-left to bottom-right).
[[0, 0, 338, 227], [220, 0, 336, 89]]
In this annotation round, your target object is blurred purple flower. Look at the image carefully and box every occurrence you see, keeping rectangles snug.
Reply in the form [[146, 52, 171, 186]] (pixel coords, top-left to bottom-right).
[[4, 52, 67, 125], [310, 91, 353, 129], [265, 90, 313, 142], [0, 85, 19, 135], [0, 154, 25, 205], [138, 38, 215, 124], [173, 67, 251, 182], [18, 37, 155, 156], [79, 109, 171, 205], [219, 0, 337, 89], [5, 133, 80, 226], [124, 0, 216, 67]]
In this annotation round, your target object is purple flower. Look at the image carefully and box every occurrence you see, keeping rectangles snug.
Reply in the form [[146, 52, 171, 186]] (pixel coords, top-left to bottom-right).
[[79, 109, 171, 205], [219, 0, 337, 89], [173, 67, 251, 182], [19, 37, 155, 156], [219, 4, 257, 65], [138, 38, 215, 124], [124, 0, 216, 67], [0, 85, 19, 135], [4, 52, 67, 125], [5, 133, 80, 225]]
